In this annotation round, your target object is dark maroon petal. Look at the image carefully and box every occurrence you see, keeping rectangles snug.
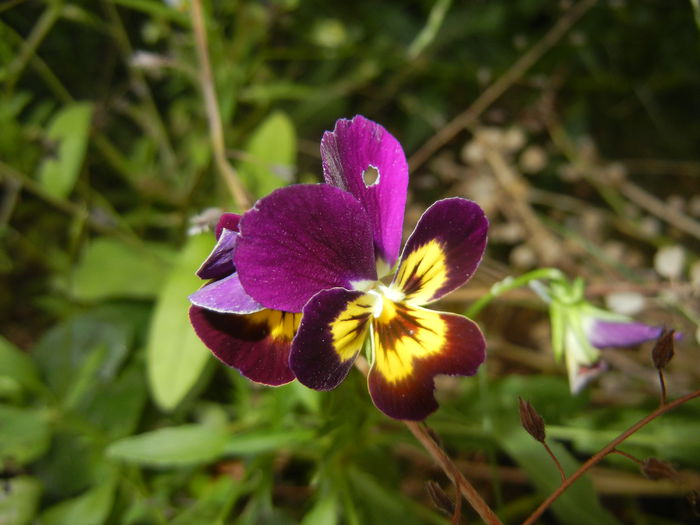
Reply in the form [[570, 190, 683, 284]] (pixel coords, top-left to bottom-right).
[[215, 213, 241, 239], [235, 184, 377, 312], [189, 305, 299, 386], [321, 115, 408, 267], [368, 308, 485, 421], [290, 288, 372, 391], [587, 319, 664, 349], [189, 273, 263, 314], [196, 229, 237, 280], [393, 198, 488, 305]]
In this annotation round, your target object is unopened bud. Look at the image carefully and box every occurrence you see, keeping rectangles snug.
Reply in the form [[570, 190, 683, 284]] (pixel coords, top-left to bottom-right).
[[425, 481, 454, 516], [641, 457, 678, 481], [518, 397, 546, 443], [651, 329, 675, 370]]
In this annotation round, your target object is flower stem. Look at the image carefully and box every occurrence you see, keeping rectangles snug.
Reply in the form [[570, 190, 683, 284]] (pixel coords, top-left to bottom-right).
[[465, 268, 565, 318], [405, 421, 503, 525], [521, 388, 700, 525], [542, 441, 566, 483]]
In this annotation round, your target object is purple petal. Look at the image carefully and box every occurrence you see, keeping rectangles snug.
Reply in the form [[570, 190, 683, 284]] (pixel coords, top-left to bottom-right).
[[189, 273, 263, 314], [189, 306, 298, 386], [215, 213, 240, 239], [290, 288, 372, 391], [321, 115, 408, 267], [196, 229, 237, 280], [235, 184, 377, 312], [587, 319, 664, 349], [392, 198, 488, 305]]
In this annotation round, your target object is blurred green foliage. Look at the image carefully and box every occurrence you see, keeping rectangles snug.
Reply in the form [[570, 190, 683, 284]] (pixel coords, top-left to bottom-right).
[[1, 0, 699, 524]]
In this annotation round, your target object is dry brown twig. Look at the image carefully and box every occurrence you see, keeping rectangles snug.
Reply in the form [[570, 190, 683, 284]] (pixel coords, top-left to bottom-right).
[[409, 0, 598, 172], [190, 0, 251, 210]]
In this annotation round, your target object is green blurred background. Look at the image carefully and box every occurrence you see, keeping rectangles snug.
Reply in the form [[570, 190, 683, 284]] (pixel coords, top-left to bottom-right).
[[1, 1, 699, 523]]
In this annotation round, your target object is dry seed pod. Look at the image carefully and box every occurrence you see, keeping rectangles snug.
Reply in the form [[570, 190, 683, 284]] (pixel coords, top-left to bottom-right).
[[518, 397, 546, 443], [651, 329, 675, 370], [641, 458, 678, 481]]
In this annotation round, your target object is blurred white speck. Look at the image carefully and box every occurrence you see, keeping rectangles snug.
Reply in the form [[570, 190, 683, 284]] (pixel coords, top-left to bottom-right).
[[460, 140, 484, 164], [502, 127, 526, 153], [606, 292, 645, 316], [188, 207, 223, 236], [519, 145, 548, 174], [654, 245, 685, 280], [510, 244, 536, 269]]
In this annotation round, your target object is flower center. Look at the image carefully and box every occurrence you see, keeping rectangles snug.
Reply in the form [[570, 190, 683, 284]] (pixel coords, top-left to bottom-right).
[[367, 284, 405, 319]]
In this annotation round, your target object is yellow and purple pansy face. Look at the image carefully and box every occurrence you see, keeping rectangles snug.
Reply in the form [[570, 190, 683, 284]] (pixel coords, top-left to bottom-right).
[[189, 115, 488, 420]]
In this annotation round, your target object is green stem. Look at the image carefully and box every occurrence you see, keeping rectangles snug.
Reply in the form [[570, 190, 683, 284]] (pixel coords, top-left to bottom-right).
[[465, 268, 565, 318]]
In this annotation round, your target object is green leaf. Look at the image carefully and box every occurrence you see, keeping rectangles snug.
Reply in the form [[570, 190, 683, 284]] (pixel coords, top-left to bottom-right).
[[81, 362, 147, 439], [0, 405, 50, 465], [223, 429, 314, 455], [41, 473, 117, 525], [71, 238, 173, 301], [301, 495, 338, 525], [107, 423, 229, 467], [0, 336, 43, 395], [238, 111, 297, 198], [33, 310, 132, 406], [170, 476, 242, 525], [38, 102, 93, 198], [0, 476, 41, 525], [146, 233, 214, 411]]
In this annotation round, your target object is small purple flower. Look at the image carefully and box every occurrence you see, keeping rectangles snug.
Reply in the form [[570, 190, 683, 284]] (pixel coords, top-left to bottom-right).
[[540, 277, 668, 393], [232, 116, 488, 420]]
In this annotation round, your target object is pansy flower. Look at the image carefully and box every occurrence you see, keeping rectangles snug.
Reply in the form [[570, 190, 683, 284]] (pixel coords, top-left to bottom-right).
[[233, 116, 489, 420], [188, 212, 301, 386], [534, 277, 668, 393]]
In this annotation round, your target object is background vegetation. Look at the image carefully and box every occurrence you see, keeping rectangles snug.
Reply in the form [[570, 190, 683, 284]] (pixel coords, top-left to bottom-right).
[[1, 0, 699, 523]]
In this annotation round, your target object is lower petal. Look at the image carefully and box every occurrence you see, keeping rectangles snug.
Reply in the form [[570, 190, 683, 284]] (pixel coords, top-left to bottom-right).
[[189, 305, 300, 386], [290, 288, 373, 391], [368, 303, 485, 420]]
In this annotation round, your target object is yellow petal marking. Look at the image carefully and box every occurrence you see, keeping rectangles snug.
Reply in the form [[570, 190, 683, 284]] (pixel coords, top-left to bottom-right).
[[392, 239, 448, 305], [372, 300, 447, 384], [330, 295, 374, 361], [246, 309, 301, 341]]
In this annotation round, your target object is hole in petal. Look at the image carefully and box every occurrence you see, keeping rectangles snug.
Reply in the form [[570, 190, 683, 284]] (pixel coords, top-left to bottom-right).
[[362, 165, 380, 187]]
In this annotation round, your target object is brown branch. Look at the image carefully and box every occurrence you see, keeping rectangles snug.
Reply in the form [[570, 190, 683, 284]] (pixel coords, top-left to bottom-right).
[[521, 389, 700, 525], [408, 0, 597, 172], [406, 421, 503, 525], [190, 0, 250, 210], [542, 441, 567, 483]]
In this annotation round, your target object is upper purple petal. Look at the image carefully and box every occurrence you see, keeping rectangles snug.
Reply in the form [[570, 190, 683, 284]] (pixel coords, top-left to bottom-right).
[[189, 273, 263, 314], [215, 213, 241, 239], [321, 115, 408, 267], [235, 184, 377, 312], [587, 319, 664, 349], [196, 228, 238, 280], [392, 198, 488, 304]]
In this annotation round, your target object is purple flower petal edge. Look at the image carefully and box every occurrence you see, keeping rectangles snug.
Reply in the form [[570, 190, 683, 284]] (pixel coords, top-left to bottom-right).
[[587, 319, 664, 349], [321, 115, 408, 267], [196, 228, 237, 280], [189, 273, 263, 314]]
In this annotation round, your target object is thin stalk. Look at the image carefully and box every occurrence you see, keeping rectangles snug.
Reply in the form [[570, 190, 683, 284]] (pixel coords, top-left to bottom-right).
[[190, 0, 250, 210], [464, 268, 565, 318], [521, 389, 700, 525], [405, 421, 503, 525]]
